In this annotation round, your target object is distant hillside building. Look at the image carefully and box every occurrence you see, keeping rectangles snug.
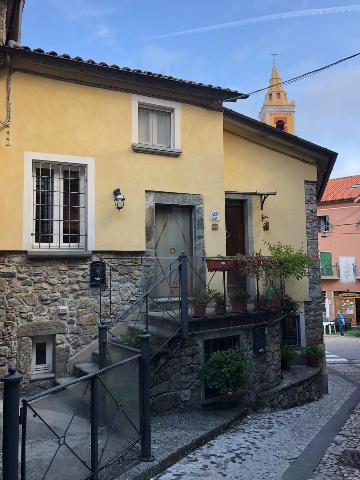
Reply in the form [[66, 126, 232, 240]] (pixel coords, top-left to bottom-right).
[[318, 175, 360, 323], [259, 61, 296, 134]]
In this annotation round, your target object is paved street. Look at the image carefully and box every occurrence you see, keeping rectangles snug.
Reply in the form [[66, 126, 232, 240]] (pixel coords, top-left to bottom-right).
[[151, 337, 360, 480], [325, 334, 360, 361], [153, 370, 357, 480]]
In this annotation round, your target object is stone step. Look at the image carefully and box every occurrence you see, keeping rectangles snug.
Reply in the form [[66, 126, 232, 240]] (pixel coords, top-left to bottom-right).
[[128, 320, 176, 340], [55, 376, 77, 386], [73, 361, 99, 377]]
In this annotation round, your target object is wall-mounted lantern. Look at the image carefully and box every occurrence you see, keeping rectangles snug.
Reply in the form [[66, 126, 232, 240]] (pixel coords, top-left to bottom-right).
[[113, 188, 126, 210]]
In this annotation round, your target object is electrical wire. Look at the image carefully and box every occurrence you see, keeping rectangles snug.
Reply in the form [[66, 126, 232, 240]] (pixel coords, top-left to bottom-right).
[[246, 51, 360, 96]]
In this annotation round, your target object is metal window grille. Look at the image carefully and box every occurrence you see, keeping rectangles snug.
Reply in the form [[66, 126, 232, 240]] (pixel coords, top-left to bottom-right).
[[32, 161, 87, 249], [204, 335, 241, 362]]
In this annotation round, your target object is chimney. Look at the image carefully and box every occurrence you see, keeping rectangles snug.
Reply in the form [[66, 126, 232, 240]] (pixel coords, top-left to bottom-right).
[[0, 0, 25, 46]]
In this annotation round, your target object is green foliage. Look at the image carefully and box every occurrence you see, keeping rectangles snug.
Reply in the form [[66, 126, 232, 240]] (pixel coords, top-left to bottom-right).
[[265, 242, 313, 281], [211, 290, 225, 305], [191, 288, 211, 306], [282, 295, 299, 318], [281, 345, 298, 363], [202, 348, 254, 395], [230, 290, 249, 301], [305, 344, 325, 359]]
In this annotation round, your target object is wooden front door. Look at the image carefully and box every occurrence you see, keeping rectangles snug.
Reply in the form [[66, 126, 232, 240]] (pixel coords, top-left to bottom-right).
[[225, 200, 246, 293], [154, 205, 193, 298]]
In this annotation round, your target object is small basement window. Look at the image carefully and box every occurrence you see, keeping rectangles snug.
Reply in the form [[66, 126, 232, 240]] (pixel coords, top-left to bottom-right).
[[31, 335, 54, 375], [204, 335, 241, 398]]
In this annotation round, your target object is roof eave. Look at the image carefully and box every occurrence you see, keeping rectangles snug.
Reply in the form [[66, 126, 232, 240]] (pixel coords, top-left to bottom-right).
[[0, 45, 247, 103]]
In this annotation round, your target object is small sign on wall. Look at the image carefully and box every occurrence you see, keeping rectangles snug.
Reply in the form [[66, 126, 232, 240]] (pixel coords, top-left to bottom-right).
[[210, 211, 220, 222]]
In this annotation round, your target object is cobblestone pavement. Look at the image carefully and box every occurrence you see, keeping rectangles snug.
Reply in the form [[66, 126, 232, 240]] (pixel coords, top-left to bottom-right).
[[310, 364, 360, 480], [153, 371, 356, 480]]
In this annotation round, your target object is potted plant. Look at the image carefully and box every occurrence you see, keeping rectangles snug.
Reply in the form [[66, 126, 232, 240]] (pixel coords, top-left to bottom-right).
[[230, 290, 249, 313], [305, 344, 325, 367], [202, 348, 254, 401], [191, 288, 211, 316], [281, 345, 298, 369], [212, 290, 226, 315], [282, 295, 299, 318]]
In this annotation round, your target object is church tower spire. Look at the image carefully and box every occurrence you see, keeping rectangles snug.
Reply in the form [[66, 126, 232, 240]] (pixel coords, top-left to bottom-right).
[[259, 58, 295, 134]]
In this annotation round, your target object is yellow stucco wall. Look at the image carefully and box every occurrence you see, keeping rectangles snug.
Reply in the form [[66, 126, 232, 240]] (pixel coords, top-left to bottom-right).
[[0, 67, 321, 301], [224, 130, 318, 300], [0, 71, 226, 255]]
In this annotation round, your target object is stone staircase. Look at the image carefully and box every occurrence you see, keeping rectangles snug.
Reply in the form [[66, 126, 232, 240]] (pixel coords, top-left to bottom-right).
[[55, 297, 183, 386]]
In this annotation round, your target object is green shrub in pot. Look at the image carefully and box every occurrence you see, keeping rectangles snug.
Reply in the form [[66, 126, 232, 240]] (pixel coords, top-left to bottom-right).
[[191, 288, 211, 316], [202, 348, 254, 396], [305, 344, 325, 367], [281, 345, 298, 369], [230, 290, 249, 313]]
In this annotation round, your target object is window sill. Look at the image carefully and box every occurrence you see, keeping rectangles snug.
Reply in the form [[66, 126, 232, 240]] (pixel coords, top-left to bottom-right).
[[30, 372, 55, 382], [27, 250, 92, 258], [132, 143, 182, 157]]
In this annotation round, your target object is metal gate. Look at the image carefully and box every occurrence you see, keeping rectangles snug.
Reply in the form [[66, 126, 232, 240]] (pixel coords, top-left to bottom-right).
[[19, 355, 142, 480]]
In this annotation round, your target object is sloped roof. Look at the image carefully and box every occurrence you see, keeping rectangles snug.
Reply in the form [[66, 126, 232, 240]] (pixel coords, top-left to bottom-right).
[[321, 175, 360, 202], [1, 44, 247, 102]]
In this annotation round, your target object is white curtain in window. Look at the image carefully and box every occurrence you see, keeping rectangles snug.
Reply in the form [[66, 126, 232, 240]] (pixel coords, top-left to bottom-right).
[[138, 107, 150, 143], [156, 110, 171, 147], [339, 256, 356, 284]]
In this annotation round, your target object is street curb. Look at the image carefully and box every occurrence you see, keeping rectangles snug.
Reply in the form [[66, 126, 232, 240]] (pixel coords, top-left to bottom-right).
[[281, 384, 360, 480], [132, 407, 249, 480]]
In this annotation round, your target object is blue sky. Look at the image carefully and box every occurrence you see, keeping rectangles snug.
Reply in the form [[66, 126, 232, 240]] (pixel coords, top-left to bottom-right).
[[23, 0, 360, 177]]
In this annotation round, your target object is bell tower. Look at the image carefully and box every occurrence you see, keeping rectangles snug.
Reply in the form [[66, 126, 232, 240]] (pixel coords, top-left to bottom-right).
[[259, 58, 295, 134]]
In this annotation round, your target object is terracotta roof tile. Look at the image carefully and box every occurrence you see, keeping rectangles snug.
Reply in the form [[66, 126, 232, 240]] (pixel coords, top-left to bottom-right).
[[321, 175, 360, 202], [8, 44, 244, 98]]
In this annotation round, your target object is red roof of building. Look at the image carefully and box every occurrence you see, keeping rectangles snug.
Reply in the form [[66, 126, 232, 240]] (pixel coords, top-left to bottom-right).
[[321, 175, 360, 202]]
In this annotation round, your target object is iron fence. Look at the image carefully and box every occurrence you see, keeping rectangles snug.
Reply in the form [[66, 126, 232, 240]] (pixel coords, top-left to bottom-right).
[[1, 333, 151, 480], [20, 355, 141, 480]]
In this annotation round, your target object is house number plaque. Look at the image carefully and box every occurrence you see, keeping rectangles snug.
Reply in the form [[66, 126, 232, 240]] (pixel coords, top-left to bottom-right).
[[210, 211, 220, 222]]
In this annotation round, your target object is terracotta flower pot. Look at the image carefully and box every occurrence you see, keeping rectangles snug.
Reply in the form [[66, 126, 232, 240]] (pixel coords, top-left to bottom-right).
[[307, 356, 322, 367], [231, 299, 247, 313], [215, 304, 226, 315], [193, 304, 207, 316], [281, 359, 290, 370]]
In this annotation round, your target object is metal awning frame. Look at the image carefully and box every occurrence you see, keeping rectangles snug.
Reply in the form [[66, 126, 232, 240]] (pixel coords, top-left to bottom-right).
[[225, 191, 277, 210]]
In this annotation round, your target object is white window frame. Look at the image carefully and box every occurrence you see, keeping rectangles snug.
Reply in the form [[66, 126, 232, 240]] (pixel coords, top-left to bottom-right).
[[132, 94, 181, 155], [138, 104, 174, 148], [31, 335, 54, 375], [23, 152, 95, 252]]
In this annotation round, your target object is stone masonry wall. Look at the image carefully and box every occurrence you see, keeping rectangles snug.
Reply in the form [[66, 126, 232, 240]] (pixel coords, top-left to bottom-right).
[[0, 252, 146, 387], [150, 320, 282, 413], [150, 335, 202, 413], [304, 181, 324, 345], [259, 367, 322, 410]]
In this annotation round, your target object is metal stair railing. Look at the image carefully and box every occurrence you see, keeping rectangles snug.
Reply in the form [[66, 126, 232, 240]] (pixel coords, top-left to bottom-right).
[[97, 253, 189, 370]]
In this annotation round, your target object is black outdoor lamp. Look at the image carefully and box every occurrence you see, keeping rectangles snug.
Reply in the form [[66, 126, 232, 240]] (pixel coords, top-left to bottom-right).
[[113, 188, 126, 210]]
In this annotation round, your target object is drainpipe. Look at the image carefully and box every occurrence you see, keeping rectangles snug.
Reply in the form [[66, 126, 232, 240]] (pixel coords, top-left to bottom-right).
[[0, 52, 12, 129]]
